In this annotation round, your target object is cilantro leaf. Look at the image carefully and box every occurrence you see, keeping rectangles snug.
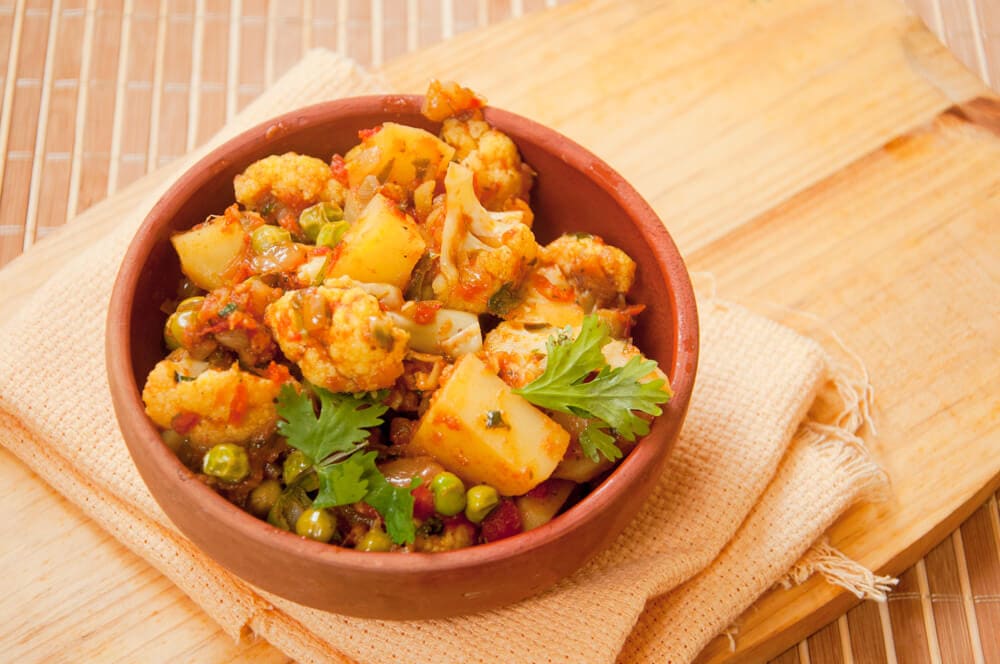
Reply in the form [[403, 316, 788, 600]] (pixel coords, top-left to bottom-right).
[[276, 384, 388, 465], [513, 314, 671, 448], [313, 456, 369, 508], [570, 356, 667, 440], [579, 421, 623, 463], [346, 451, 419, 545], [274, 385, 417, 545], [528, 315, 608, 391]]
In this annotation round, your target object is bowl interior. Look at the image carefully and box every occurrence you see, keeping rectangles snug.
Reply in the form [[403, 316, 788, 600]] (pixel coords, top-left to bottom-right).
[[112, 95, 698, 618]]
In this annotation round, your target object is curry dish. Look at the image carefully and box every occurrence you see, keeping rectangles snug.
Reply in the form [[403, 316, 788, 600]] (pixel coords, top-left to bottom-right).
[[141, 81, 671, 552]]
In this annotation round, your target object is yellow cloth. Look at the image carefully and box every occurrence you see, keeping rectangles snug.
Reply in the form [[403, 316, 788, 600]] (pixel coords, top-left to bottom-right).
[[0, 50, 890, 663]]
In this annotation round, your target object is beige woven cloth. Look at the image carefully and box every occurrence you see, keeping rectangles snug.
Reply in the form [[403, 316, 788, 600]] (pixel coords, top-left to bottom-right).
[[0, 51, 894, 663]]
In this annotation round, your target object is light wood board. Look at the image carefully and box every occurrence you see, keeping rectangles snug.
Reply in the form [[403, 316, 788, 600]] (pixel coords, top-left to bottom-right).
[[1, 1, 998, 662]]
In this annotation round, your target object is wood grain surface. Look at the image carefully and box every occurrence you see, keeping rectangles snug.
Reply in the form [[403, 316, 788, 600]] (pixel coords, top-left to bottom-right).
[[1, 1, 998, 663]]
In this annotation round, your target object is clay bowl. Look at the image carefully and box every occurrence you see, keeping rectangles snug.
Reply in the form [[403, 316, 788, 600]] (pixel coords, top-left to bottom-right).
[[106, 95, 699, 620]]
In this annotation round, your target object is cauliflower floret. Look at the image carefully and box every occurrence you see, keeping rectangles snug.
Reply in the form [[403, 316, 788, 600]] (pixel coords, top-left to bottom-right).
[[423, 81, 533, 212], [480, 321, 557, 388], [264, 277, 409, 392], [412, 520, 477, 552], [602, 338, 671, 390], [481, 321, 667, 392], [433, 162, 537, 314], [538, 233, 636, 309], [505, 264, 586, 328], [234, 152, 346, 235], [503, 233, 638, 330], [142, 351, 285, 447], [421, 79, 486, 122], [440, 118, 533, 211]]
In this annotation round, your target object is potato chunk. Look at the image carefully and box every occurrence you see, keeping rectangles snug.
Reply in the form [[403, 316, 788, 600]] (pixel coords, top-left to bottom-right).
[[328, 193, 426, 289], [409, 354, 570, 496], [171, 214, 249, 290], [345, 122, 455, 191], [515, 479, 576, 531]]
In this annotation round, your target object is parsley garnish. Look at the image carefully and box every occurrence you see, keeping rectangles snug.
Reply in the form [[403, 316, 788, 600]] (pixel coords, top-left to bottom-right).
[[513, 315, 671, 462], [579, 421, 623, 463], [276, 384, 418, 544], [218, 302, 237, 317]]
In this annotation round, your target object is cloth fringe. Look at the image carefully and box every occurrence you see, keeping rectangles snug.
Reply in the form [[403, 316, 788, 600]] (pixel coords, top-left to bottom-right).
[[722, 624, 740, 652], [802, 422, 892, 503], [691, 271, 877, 435], [778, 348, 896, 600], [814, 329, 878, 437], [778, 540, 899, 601], [691, 271, 878, 436], [695, 271, 891, 505]]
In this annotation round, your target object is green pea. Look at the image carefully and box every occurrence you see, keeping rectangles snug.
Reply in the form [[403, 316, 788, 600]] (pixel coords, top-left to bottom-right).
[[248, 479, 282, 517], [356, 527, 393, 552], [430, 472, 466, 517], [160, 429, 184, 453], [267, 484, 310, 531], [315, 220, 350, 249], [295, 508, 336, 542], [202, 443, 250, 483], [298, 201, 344, 242], [283, 450, 318, 491], [176, 295, 205, 312], [464, 484, 500, 524], [251, 224, 292, 253], [164, 308, 198, 350]]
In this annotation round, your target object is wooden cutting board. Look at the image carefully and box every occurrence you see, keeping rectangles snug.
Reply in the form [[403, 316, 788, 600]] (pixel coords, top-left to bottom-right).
[[1, 0, 997, 661]]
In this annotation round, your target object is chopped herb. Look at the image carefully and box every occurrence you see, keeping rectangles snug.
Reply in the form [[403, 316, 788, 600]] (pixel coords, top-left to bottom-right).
[[218, 302, 237, 317], [484, 410, 509, 429], [418, 515, 444, 536], [412, 157, 431, 181], [405, 252, 438, 301], [486, 282, 519, 317], [174, 372, 197, 383], [570, 232, 593, 240], [376, 157, 397, 183], [371, 320, 396, 351]]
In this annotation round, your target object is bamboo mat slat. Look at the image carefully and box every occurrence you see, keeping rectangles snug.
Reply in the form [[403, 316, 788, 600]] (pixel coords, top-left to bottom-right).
[[963, 498, 1000, 663], [846, 600, 890, 664], [0, 2, 998, 662], [807, 620, 846, 664], [891, 567, 938, 663]]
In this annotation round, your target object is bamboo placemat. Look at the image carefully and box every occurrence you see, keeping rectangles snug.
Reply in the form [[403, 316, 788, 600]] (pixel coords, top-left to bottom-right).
[[1, 2, 998, 662]]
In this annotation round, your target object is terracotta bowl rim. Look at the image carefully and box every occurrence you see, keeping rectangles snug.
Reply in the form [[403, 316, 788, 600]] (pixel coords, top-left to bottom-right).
[[106, 94, 699, 577]]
